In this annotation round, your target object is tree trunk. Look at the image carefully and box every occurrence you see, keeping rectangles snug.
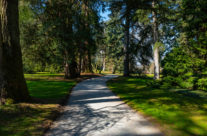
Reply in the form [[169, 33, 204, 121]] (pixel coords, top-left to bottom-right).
[[102, 52, 106, 72], [152, 0, 160, 80], [123, 14, 130, 77], [112, 63, 117, 74], [88, 50, 93, 73], [69, 58, 79, 78], [0, 0, 30, 104], [81, 1, 93, 73], [64, 50, 70, 79], [82, 52, 88, 73], [64, 61, 70, 79], [78, 52, 82, 75]]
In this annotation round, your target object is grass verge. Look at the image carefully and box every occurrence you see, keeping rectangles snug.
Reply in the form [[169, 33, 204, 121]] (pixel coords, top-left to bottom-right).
[[107, 76, 207, 136], [0, 73, 101, 136]]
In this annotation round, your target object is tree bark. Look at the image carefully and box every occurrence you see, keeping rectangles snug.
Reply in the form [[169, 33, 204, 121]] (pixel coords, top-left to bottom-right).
[[81, 1, 93, 73], [113, 63, 117, 74], [123, 14, 130, 77], [64, 61, 70, 79], [0, 0, 30, 103], [69, 58, 79, 78], [102, 51, 106, 72], [152, 0, 160, 80], [78, 52, 82, 75], [88, 50, 93, 73]]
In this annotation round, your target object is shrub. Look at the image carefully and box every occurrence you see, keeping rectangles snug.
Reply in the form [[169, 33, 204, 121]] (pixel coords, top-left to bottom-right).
[[197, 78, 207, 91], [147, 80, 162, 88]]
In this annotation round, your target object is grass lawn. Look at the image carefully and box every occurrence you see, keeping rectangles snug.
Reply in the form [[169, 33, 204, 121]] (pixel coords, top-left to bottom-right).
[[0, 73, 100, 136], [107, 76, 207, 136]]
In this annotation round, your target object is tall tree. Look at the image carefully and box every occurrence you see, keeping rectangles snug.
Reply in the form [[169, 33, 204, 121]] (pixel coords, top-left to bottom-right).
[[44, 0, 79, 78], [109, 0, 134, 76], [0, 0, 30, 104], [152, 0, 160, 80]]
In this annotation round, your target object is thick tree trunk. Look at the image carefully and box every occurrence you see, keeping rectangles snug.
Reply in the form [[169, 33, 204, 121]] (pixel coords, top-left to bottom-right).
[[82, 50, 93, 73], [69, 58, 79, 78], [152, 0, 160, 80], [81, 1, 93, 74], [82, 52, 89, 73], [0, 0, 30, 103], [123, 15, 130, 77], [64, 52, 79, 79]]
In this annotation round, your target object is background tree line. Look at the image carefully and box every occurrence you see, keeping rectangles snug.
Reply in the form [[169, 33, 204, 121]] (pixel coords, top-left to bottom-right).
[[0, 0, 207, 103], [20, 0, 102, 78]]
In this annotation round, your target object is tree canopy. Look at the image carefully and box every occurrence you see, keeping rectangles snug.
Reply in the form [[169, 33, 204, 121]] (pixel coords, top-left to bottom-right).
[[0, 0, 207, 102]]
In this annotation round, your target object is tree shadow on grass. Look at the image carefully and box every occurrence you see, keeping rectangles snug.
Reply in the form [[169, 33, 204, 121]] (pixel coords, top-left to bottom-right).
[[108, 77, 207, 136], [0, 103, 59, 136]]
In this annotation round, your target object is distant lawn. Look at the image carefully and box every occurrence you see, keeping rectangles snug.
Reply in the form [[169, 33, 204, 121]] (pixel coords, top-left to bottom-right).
[[24, 72, 64, 80], [107, 77, 207, 136], [0, 73, 100, 136], [27, 80, 76, 100]]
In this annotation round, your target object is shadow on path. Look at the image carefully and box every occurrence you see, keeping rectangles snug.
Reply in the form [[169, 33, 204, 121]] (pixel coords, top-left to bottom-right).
[[46, 75, 163, 136]]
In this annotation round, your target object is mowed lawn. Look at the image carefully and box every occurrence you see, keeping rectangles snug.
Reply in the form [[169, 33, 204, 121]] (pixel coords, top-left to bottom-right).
[[0, 73, 76, 136], [107, 77, 207, 136]]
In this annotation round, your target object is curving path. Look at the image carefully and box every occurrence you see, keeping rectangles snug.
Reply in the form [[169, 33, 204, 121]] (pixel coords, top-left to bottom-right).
[[46, 75, 163, 136]]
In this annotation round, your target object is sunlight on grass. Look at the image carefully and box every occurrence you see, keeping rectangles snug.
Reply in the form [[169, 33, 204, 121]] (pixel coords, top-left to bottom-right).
[[0, 73, 77, 136], [24, 72, 64, 80], [107, 77, 207, 136], [27, 80, 76, 99]]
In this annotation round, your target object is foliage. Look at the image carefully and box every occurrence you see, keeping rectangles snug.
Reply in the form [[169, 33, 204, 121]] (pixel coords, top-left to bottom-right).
[[19, 0, 102, 77], [161, 0, 207, 91], [197, 78, 207, 91], [162, 46, 194, 88]]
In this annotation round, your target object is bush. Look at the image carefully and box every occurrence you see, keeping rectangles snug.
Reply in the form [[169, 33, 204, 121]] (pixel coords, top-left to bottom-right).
[[197, 78, 207, 91], [162, 76, 178, 86], [147, 80, 162, 88], [6, 98, 14, 105], [45, 64, 63, 73]]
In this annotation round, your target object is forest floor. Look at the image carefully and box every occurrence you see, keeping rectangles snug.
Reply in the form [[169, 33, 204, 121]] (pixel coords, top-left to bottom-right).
[[107, 76, 207, 136], [46, 75, 163, 136], [0, 72, 102, 136]]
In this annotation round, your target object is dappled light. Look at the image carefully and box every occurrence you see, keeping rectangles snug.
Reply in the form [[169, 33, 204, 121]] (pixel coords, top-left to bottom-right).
[[46, 76, 162, 136], [108, 77, 207, 136], [0, 0, 207, 135]]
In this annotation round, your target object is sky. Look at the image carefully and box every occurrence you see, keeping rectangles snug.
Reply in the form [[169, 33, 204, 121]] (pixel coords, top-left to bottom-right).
[[100, 8, 111, 22]]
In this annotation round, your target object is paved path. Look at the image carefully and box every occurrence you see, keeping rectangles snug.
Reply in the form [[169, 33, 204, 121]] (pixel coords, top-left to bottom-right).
[[46, 75, 163, 136]]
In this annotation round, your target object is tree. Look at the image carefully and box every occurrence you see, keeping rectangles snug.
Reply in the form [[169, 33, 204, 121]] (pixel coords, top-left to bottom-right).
[[152, 0, 160, 80], [109, 0, 135, 76], [44, 0, 80, 78], [0, 0, 30, 104], [161, 0, 207, 90], [103, 14, 125, 74]]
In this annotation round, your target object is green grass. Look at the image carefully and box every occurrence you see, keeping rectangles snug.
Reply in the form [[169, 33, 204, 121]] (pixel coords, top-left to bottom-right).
[[107, 77, 207, 136], [0, 73, 77, 136], [24, 72, 64, 80], [0, 104, 59, 136], [27, 80, 76, 99]]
